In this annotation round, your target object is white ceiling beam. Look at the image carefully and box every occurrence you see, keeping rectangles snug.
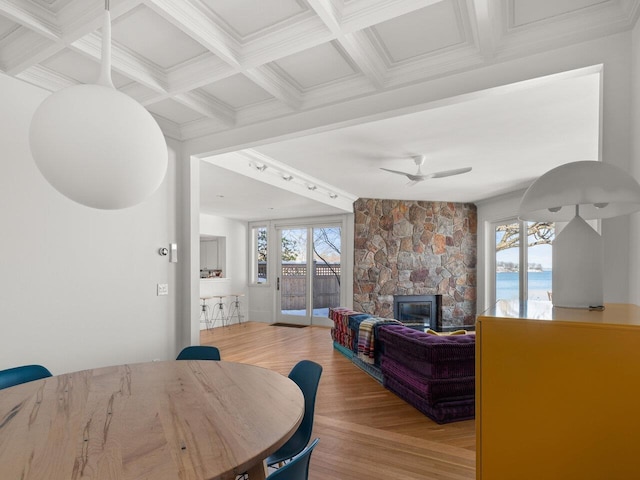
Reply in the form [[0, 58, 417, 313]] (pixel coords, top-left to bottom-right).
[[0, 0, 59, 40], [308, 0, 386, 89], [71, 33, 168, 93], [340, 0, 446, 33], [338, 32, 387, 89], [243, 66, 302, 111], [166, 55, 236, 94], [3, 32, 64, 75], [144, 0, 243, 69], [173, 91, 236, 126], [469, 0, 497, 59]]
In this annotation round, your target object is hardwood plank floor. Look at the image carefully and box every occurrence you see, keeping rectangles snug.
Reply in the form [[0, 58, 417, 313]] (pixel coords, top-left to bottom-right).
[[201, 322, 476, 480]]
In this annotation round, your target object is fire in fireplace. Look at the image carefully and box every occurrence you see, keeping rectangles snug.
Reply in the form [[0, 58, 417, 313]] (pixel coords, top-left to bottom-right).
[[393, 294, 442, 332]]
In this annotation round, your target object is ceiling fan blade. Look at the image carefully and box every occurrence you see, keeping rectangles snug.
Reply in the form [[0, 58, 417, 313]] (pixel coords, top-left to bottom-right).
[[430, 167, 472, 179], [380, 167, 412, 177]]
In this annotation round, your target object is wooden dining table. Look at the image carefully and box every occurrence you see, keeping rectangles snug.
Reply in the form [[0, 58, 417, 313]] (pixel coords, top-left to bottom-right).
[[0, 360, 304, 480]]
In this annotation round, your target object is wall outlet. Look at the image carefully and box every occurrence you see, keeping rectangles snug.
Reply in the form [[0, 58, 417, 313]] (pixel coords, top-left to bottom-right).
[[157, 283, 168, 296]]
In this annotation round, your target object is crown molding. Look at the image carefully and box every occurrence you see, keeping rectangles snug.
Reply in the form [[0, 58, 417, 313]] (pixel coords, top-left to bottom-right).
[[152, 112, 183, 141], [15, 63, 76, 91], [174, 90, 236, 126]]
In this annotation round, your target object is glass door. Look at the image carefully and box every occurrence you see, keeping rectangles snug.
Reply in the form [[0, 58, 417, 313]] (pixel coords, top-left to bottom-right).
[[276, 225, 342, 325], [277, 228, 309, 325]]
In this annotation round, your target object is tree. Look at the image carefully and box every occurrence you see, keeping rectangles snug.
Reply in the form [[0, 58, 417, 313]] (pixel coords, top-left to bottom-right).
[[257, 228, 302, 262], [313, 227, 341, 286], [496, 222, 554, 252]]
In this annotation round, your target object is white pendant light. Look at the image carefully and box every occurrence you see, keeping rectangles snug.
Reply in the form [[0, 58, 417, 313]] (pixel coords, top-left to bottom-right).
[[519, 161, 640, 309], [29, 0, 167, 210]]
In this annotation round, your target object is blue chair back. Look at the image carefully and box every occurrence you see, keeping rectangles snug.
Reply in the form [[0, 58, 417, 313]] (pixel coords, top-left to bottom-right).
[[176, 346, 221, 361], [0, 364, 52, 390], [266, 438, 319, 480], [267, 360, 323, 466]]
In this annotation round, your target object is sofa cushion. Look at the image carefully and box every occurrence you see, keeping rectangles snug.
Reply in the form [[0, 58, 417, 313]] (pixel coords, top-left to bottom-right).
[[378, 324, 475, 363]]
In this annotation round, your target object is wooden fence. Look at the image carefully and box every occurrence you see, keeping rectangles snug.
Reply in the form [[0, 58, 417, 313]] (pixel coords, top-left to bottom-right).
[[265, 262, 341, 310]]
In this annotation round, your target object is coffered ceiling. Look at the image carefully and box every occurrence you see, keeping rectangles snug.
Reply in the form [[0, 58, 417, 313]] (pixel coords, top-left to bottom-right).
[[1, 0, 638, 219]]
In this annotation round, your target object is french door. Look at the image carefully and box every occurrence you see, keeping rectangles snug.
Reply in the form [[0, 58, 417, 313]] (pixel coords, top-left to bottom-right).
[[276, 225, 342, 325]]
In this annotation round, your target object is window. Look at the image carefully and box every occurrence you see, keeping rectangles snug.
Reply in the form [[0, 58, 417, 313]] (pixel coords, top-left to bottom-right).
[[494, 220, 554, 304], [251, 225, 268, 284]]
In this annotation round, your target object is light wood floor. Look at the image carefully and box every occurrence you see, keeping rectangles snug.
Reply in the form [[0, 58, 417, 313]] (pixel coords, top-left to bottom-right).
[[201, 322, 476, 480]]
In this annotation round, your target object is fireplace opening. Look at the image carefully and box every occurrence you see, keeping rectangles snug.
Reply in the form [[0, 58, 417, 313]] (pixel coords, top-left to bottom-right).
[[393, 295, 442, 332]]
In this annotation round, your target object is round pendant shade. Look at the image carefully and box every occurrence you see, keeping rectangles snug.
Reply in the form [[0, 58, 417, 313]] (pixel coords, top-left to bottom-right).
[[29, 84, 168, 210], [518, 161, 640, 222]]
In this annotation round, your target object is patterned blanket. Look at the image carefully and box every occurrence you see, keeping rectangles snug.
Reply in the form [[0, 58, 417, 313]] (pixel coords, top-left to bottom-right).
[[357, 317, 400, 364]]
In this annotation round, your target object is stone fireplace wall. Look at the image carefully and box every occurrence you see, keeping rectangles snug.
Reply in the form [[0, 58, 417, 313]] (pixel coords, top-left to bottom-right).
[[353, 198, 477, 327]]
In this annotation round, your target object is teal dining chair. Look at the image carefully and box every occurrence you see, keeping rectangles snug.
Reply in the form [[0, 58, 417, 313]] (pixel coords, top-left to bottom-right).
[[0, 364, 52, 390], [266, 438, 319, 480], [176, 345, 221, 361], [266, 360, 322, 467]]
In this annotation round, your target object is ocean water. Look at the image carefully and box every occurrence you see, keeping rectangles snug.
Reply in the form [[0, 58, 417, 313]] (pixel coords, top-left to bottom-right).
[[497, 271, 552, 301]]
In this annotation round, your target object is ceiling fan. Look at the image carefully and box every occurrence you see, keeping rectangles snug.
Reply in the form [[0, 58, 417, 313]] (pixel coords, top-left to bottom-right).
[[380, 154, 472, 186]]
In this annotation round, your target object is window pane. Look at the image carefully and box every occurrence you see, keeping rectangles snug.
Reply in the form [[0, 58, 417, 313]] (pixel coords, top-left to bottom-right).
[[312, 226, 341, 318], [527, 222, 554, 302], [495, 222, 519, 301], [281, 228, 307, 317], [255, 226, 267, 284]]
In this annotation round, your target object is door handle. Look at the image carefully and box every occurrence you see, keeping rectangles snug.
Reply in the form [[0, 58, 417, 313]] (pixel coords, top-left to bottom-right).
[[277, 277, 280, 291]]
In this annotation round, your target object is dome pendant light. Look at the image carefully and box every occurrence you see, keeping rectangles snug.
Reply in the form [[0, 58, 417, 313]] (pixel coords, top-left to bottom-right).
[[29, 0, 168, 209]]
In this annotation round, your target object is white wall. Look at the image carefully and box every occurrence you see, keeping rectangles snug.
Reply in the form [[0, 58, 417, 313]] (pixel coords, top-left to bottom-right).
[[199, 213, 248, 324], [0, 74, 184, 374], [630, 19, 640, 306]]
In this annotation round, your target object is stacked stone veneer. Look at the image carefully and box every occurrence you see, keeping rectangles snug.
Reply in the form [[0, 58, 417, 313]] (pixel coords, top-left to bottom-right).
[[353, 198, 477, 327]]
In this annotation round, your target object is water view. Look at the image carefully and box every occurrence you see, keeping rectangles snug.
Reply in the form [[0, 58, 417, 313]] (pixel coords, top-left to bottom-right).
[[496, 270, 552, 302]]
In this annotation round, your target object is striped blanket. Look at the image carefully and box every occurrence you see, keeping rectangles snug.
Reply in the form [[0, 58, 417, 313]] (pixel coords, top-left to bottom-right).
[[357, 317, 400, 364]]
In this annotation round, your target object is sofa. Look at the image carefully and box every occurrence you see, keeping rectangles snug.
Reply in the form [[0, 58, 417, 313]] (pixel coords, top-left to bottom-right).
[[329, 307, 475, 424], [377, 324, 475, 424]]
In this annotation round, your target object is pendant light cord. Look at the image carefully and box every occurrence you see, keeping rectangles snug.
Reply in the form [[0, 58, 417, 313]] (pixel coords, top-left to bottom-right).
[[96, 0, 114, 88]]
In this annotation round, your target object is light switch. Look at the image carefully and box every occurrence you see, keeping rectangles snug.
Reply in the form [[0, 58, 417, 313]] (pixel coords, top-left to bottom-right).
[[157, 283, 168, 296]]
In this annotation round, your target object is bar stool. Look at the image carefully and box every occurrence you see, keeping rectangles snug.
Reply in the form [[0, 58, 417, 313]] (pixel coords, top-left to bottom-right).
[[227, 293, 245, 326], [210, 295, 227, 328], [200, 295, 213, 329]]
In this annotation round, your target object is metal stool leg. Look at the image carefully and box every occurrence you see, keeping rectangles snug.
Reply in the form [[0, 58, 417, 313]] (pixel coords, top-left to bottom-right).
[[200, 297, 212, 329], [211, 296, 227, 328], [228, 294, 244, 326]]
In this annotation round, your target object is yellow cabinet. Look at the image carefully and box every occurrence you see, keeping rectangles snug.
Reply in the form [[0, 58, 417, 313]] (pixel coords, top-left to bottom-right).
[[476, 302, 640, 480]]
